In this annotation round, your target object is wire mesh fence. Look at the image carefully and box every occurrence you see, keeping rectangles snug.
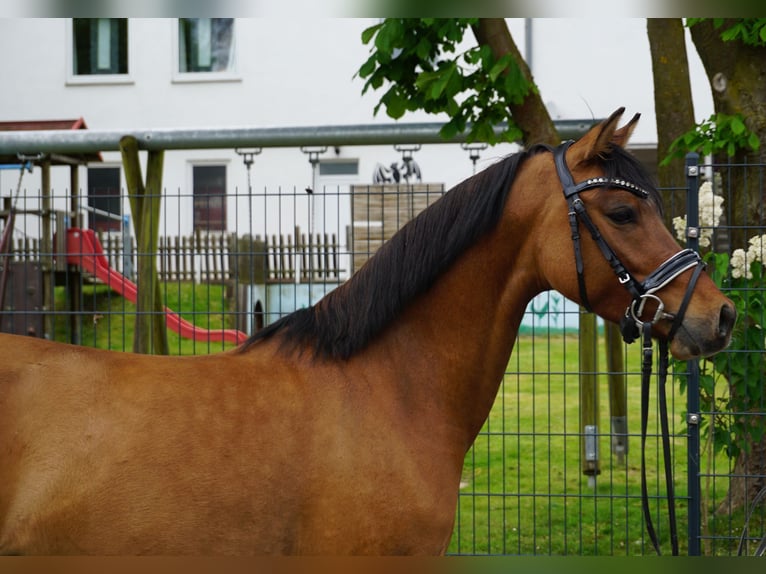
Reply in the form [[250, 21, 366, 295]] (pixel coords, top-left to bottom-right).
[[0, 154, 763, 555]]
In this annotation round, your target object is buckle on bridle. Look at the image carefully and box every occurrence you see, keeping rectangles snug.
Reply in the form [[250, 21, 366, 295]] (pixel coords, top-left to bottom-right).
[[617, 249, 704, 345], [629, 293, 675, 326]]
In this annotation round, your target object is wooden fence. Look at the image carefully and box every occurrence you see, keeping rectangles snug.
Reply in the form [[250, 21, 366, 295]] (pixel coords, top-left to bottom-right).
[[261, 227, 342, 283], [7, 228, 342, 285]]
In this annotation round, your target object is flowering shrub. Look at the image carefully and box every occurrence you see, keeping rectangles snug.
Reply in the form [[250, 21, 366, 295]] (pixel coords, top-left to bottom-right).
[[673, 182, 766, 459], [731, 234, 766, 280], [672, 181, 724, 248]]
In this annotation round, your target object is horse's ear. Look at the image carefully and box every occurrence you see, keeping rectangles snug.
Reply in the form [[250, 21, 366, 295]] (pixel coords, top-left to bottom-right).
[[611, 112, 640, 148], [568, 107, 639, 164]]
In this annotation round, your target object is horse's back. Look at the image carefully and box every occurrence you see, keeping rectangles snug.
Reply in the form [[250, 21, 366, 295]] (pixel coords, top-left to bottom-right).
[[0, 334, 304, 553], [0, 334, 461, 554]]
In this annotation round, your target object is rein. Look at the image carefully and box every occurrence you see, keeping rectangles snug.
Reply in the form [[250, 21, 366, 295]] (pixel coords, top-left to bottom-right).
[[553, 140, 706, 556]]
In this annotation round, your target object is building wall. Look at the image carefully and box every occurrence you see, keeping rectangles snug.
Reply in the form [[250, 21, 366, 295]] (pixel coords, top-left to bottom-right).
[[0, 18, 714, 238]]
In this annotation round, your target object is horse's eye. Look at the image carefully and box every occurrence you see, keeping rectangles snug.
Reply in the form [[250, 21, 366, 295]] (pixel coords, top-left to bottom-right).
[[607, 207, 636, 225]]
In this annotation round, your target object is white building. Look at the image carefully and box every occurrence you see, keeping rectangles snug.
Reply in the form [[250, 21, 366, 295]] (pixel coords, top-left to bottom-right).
[[0, 18, 713, 230], [0, 18, 714, 330]]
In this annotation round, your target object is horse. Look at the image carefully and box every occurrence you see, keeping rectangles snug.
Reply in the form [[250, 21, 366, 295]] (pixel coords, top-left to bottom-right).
[[0, 108, 735, 555]]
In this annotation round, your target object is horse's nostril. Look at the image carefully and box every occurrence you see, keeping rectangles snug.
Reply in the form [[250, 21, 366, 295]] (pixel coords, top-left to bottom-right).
[[719, 303, 736, 338]]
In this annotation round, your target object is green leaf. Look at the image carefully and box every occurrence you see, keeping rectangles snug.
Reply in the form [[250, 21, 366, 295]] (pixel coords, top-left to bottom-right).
[[361, 23, 383, 45], [488, 54, 512, 83], [414, 69, 439, 92], [730, 115, 746, 135], [374, 19, 403, 55], [357, 57, 377, 79], [700, 373, 717, 395], [439, 120, 459, 141], [382, 90, 407, 119], [415, 37, 432, 61], [430, 65, 456, 100]]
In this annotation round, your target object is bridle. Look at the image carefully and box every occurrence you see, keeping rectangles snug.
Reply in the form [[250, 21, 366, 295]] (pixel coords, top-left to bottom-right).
[[553, 140, 707, 556]]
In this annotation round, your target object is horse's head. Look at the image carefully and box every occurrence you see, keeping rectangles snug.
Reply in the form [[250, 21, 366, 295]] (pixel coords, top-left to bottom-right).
[[533, 107, 735, 360]]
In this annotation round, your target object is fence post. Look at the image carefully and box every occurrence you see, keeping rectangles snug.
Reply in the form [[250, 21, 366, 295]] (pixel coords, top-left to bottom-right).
[[605, 321, 628, 464], [580, 308, 600, 486], [120, 136, 169, 355], [684, 151, 702, 556]]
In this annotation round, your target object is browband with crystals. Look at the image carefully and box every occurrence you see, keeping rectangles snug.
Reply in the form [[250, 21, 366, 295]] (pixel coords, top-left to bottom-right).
[[556, 140, 652, 200]]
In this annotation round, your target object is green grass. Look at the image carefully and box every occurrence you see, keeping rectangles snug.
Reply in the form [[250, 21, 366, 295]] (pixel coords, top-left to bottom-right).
[[52, 282, 239, 355], [448, 332, 759, 556]]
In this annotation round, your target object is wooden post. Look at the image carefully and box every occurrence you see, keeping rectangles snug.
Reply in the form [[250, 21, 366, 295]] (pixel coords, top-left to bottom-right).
[[120, 136, 168, 355], [605, 321, 628, 464], [579, 308, 600, 486]]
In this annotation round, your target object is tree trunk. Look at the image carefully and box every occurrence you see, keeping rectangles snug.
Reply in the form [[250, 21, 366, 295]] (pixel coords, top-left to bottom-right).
[[647, 18, 696, 225], [471, 18, 560, 147], [690, 19, 766, 515], [691, 18, 766, 251]]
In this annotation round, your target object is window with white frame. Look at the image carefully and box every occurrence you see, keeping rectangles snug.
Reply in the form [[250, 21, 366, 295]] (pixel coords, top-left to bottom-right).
[[87, 167, 122, 233], [72, 18, 128, 76], [193, 165, 227, 232], [177, 19, 235, 75]]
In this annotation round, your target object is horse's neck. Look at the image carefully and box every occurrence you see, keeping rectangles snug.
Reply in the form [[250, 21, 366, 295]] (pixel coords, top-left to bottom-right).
[[366, 226, 541, 448]]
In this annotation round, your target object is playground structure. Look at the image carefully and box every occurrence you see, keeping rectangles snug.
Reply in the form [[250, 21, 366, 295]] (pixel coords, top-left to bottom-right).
[[64, 227, 246, 345], [0, 121, 252, 348]]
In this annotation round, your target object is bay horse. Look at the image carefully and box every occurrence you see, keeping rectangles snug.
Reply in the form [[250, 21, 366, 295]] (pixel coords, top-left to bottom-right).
[[0, 108, 735, 555]]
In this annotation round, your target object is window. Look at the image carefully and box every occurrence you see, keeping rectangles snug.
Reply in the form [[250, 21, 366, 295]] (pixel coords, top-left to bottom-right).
[[193, 165, 227, 232], [178, 19, 235, 75], [72, 19, 128, 76], [87, 168, 122, 233], [319, 160, 359, 177]]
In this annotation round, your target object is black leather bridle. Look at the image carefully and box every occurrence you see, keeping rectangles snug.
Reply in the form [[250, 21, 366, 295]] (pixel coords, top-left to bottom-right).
[[553, 140, 707, 556]]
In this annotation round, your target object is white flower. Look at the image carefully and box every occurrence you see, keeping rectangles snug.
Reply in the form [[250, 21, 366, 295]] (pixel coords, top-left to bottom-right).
[[747, 234, 766, 265], [730, 248, 751, 280], [729, 235, 766, 281], [673, 215, 687, 244], [674, 181, 723, 248], [698, 181, 724, 228]]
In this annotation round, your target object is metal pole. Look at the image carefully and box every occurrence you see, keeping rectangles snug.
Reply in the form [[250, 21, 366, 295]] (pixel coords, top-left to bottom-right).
[[0, 120, 598, 155], [684, 151, 701, 556], [235, 147, 261, 287]]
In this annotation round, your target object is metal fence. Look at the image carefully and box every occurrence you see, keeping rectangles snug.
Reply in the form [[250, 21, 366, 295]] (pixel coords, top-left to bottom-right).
[[0, 154, 763, 556]]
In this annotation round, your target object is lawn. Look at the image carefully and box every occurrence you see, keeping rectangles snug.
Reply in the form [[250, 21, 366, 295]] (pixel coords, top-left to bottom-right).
[[448, 331, 763, 556], [52, 282, 240, 355], [450, 331, 698, 556]]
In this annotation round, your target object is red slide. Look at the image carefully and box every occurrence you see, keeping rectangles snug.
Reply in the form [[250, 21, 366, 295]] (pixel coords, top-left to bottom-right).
[[65, 228, 247, 346]]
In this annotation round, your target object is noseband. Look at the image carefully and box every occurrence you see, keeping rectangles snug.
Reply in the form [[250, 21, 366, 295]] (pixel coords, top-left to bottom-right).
[[553, 140, 707, 555]]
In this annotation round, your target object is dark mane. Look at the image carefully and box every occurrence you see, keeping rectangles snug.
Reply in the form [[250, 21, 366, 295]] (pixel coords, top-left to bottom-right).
[[239, 142, 660, 360]]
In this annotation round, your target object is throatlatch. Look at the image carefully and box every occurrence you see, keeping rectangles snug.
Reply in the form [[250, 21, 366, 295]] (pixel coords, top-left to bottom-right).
[[553, 140, 707, 556]]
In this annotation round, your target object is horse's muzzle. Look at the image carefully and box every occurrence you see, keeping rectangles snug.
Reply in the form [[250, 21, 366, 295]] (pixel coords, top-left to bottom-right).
[[671, 300, 736, 359]]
